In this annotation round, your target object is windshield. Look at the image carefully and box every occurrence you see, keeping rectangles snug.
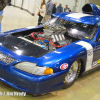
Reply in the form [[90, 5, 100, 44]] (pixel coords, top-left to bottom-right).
[[43, 17, 98, 40]]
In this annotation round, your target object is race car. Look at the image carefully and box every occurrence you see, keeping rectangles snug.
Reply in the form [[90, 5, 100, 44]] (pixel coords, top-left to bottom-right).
[[0, 3, 100, 95]]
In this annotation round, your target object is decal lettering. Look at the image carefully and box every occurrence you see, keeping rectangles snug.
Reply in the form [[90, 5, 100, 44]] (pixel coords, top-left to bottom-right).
[[60, 63, 68, 70], [87, 49, 93, 56]]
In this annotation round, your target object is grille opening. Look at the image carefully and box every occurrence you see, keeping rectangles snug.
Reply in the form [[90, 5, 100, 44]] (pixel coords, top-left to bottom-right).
[[0, 52, 15, 64]]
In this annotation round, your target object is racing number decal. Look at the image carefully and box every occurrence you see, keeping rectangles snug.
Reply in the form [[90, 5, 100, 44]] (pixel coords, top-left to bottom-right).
[[60, 63, 68, 70], [76, 41, 93, 71]]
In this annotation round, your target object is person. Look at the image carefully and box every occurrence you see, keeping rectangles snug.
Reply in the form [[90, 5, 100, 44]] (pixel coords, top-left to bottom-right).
[[51, 2, 57, 18], [37, 0, 46, 25], [0, 0, 7, 33], [64, 5, 71, 12], [56, 3, 63, 13], [45, 0, 53, 21]]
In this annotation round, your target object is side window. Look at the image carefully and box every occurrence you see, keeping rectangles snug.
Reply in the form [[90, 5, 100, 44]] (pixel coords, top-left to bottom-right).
[[96, 31, 100, 42]]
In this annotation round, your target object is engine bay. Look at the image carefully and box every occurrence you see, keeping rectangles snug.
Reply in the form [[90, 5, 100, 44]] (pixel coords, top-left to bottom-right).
[[11, 21, 79, 51], [7, 15, 98, 52], [17, 24, 78, 51]]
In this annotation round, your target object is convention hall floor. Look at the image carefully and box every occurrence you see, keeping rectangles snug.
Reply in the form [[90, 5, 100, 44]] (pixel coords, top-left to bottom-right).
[[0, 6, 100, 100]]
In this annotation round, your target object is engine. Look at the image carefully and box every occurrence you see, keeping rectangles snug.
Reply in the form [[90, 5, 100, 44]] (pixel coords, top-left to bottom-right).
[[17, 24, 77, 51], [23, 24, 72, 51]]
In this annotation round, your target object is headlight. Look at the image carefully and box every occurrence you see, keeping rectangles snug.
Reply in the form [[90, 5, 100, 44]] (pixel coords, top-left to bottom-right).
[[15, 62, 53, 75]]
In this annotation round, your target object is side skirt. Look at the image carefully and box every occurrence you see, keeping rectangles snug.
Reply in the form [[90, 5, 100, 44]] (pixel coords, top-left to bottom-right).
[[80, 65, 100, 76]]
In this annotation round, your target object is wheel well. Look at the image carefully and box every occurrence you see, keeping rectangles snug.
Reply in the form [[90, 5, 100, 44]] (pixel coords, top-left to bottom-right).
[[77, 59, 85, 76]]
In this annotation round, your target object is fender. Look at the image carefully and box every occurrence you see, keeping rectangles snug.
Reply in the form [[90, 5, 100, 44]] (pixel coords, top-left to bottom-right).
[[37, 39, 95, 73]]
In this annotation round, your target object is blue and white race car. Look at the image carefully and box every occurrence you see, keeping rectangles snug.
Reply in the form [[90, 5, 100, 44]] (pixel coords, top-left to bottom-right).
[[0, 3, 100, 95]]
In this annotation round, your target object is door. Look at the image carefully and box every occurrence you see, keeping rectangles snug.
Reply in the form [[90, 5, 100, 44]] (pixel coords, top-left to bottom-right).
[[92, 28, 100, 67]]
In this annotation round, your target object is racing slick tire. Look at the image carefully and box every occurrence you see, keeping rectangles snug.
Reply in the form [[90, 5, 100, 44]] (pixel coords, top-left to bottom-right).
[[62, 60, 81, 89]]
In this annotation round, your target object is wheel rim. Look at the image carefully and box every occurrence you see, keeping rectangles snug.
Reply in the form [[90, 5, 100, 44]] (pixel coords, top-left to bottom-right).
[[65, 61, 78, 83]]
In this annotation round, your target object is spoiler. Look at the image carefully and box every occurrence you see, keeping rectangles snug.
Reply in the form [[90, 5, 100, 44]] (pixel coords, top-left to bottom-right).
[[82, 3, 100, 16]]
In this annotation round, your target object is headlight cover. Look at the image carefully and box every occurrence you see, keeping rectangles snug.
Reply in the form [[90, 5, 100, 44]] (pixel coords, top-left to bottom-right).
[[15, 62, 53, 75]]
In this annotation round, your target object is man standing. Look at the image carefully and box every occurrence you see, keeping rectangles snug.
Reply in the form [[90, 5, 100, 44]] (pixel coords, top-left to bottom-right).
[[64, 5, 71, 12], [0, 0, 7, 33], [51, 2, 57, 18], [56, 3, 63, 13], [45, 0, 53, 21]]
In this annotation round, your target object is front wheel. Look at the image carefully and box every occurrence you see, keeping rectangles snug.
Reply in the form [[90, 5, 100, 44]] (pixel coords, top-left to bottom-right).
[[62, 60, 81, 89]]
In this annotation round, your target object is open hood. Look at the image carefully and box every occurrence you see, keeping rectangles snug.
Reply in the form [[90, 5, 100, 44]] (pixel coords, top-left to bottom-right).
[[0, 35, 48, 58]]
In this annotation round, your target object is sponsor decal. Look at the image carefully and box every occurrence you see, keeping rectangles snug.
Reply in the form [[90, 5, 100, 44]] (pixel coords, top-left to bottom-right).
[[85, 37, 89, 39], [92, 61, 97, 67], [97, 59, 100, 64], [92, 59, 100, 67], [60, 63, 68, 70]]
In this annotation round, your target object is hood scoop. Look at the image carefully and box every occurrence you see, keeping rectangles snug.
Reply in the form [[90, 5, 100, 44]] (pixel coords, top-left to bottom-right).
[[82, 3, 100, 16]]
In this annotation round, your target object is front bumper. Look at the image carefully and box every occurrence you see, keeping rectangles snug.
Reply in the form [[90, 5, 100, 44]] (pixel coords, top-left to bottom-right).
[[0, 64, 68, 95]]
